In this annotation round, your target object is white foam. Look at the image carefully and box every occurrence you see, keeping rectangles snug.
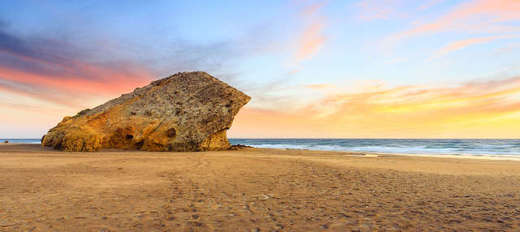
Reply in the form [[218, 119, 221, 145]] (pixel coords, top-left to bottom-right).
[[243, 143, 520, 161]]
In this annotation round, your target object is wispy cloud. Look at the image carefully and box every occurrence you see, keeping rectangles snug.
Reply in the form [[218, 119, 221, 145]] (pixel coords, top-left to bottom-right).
[[0, 15, 284, 137], [375, 0, 520, 61], [0, 22, 153, 109], [0, 78, 82, 108], [294, 22, 326, 62], [495, 42, 520, 54], [418, 0, 445, 11], [231, 76, 520, 138], [431, 35, 516, 58], [304, 83, 334, 90], [389, 0, 520, 42], [292, 1, 327, 64], [0, 20, 260, 110], [356, 0, 402, 21]]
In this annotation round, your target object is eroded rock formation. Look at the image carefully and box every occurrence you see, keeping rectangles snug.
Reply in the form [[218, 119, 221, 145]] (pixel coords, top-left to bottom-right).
[[42, 71, 250, 152]]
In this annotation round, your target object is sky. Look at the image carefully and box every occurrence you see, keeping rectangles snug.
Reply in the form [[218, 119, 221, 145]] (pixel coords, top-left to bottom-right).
[[1, 0, 520, 138]]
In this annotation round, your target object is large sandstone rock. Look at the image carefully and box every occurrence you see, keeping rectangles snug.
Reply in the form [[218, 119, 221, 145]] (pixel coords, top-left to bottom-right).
[[42, 71, 250, 152]]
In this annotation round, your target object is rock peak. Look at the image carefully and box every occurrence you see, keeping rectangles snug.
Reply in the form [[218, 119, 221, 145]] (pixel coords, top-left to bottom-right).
[[42, 71, 250, 152]]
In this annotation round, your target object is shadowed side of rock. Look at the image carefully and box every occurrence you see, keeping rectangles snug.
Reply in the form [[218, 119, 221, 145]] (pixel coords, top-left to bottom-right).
[[42, 71, 250, 152]]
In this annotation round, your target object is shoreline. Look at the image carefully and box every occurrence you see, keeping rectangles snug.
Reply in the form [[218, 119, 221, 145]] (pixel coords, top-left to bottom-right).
[[3, 144, 520, 175], [360, 150, 520, 161], [3, 142, 520, 162], [258, 147, 520, 162]]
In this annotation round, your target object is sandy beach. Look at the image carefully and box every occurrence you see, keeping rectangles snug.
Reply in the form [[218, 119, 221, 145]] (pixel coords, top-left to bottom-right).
[[1, 144, 520, 231]]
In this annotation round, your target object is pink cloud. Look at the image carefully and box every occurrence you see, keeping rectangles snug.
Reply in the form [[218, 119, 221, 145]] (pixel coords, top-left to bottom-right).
[[0, 52, 152, 110], [390, 0, 520, 42], [293, 1, 327, 63], [418, 0, 446, 10], [356, 0, 402, 21], [432, 35, 516, 58], [495, 42, 520, 54], [0, 65, 151, 98], [294, 22, 327, 62]]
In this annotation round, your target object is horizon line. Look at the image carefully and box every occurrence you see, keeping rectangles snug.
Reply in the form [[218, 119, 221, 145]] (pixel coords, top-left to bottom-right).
[[2, 137, 520, 140]]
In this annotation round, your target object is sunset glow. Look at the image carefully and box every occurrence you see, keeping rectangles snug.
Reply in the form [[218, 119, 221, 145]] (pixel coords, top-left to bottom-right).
[[1, 0, 520, 138]]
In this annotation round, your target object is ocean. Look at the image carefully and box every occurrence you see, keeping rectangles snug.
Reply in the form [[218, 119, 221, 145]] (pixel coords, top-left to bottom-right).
[[230, 138, 520, 160], [4, 138, 520, 159], [1, 139, 42, 144]]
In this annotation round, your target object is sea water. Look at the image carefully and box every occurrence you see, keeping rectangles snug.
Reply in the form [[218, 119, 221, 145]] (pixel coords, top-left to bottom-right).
[[230, 138, 520, 159], [0, 139, 41, 144], [5, 138, 520, 159]]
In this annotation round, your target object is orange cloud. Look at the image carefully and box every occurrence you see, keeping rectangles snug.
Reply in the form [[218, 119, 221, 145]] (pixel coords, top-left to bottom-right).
[[305, 83, 334, 90], [229, 76, 520, 138]]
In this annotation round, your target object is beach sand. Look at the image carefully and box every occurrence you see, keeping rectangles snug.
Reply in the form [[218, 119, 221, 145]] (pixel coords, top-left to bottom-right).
[[1, 144, 520, 231]]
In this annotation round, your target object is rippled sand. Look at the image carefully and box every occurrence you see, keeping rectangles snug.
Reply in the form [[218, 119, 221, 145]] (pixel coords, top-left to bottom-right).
[[1, 144, 520, 231]]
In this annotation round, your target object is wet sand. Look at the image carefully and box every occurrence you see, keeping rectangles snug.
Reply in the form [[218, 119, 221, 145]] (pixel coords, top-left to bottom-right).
[[1, 144, 520, 231]]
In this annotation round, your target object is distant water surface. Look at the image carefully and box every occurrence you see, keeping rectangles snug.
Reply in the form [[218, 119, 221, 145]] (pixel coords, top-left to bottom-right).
[[0, 139, 41, 144], [4, 138, 520, 159], [230, 138, 520, 159]]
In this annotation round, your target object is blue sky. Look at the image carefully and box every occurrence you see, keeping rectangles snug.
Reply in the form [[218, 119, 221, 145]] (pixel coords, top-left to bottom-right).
[[1, 0, 520, 138]]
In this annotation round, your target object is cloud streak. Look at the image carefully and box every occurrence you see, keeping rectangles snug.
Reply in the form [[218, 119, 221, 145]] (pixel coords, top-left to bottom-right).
[[0, 23, 154, 109], [294, 21, 326, 62], [432, 35, 516, 58], [356, 0, 402, 21], [418, 0, 445, 10], [230, 76, 520, 138], [292, 1, 327, 64], [0, 21, 259, 110], [389, 0, 520, 42]]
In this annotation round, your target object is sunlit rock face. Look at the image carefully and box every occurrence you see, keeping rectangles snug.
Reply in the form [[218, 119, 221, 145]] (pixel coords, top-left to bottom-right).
[[42, 71, 250, 152]]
